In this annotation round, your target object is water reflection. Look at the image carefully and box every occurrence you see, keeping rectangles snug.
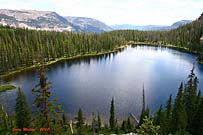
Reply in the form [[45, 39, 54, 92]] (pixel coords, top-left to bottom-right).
[[0, 46, 203, 120]]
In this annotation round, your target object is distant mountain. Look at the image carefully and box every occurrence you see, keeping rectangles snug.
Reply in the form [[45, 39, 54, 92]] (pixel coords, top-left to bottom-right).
[[111, 20, 193, 31], [0, 9, 75, 31], [0, 9, 193, 32], [111, 24, 168, 31], [65, 16, 112, 33], [171, 20, 193, 28], [0, 9, 111, 33]]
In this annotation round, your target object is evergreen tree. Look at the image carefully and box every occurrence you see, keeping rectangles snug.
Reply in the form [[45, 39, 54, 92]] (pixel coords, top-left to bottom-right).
[[109, 98, 115, 131], [127, 116, 132, 132], [97, 112, 101, 130], [165, 94, 172, 134], [154, 105, 168, 135], [166, 94, 172, 119], [139, 85, 149, 125], [184, 67, 199, 133], [76, 108, 84, 135], [154, 105, 163, 126], [62, 112, 67, 125], [191, 97, 203, 135], [121, 120, 127, 133], [15, 88, 31, 134], [136, 116, 160, 135], [32, 63, 63, 134], [32, 65, 51, 128], [0, 104, 9, 131], [171, 82, 187, 133], [92, 112, 97, 135], [115, 125, 119, 134], [62, 112, 68, 131]]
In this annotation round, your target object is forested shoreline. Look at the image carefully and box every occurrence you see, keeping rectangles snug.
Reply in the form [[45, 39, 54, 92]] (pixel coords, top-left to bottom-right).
[[0, 26, 125, 77], [0, 13, 203, 77]]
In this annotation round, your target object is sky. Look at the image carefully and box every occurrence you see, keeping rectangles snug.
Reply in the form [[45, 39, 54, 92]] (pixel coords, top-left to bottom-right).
[[0, 0, 203, 25]]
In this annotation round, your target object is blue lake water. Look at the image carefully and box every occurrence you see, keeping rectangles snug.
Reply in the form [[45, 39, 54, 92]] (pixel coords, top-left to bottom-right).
[[1, 45, 203, 121]]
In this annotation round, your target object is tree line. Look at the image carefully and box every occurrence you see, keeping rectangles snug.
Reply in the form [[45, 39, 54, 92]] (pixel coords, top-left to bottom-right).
[[1, 13, 203, 76], [110, 13, 203, 53], [0, 26, 125, 75]]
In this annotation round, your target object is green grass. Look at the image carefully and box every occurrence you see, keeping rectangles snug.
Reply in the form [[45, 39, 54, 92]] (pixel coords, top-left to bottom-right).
[[0, 85, 16, 92]]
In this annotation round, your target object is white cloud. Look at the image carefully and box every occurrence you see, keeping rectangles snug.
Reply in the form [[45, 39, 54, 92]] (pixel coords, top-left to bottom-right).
[[0, 0, 202, 25]]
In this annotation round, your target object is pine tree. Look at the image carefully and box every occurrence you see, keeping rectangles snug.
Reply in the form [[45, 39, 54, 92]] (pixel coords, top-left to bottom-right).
[[166, 94, 172, 119], [92, 112, 97, 135], [127, 116, 132, 132], [139, 85, 149, 125], [32, 65, 51, 128], [97, 112, 101, 130], [110, 98, 115, 131], [184, 67, 198, 133], [191, 97, 203, 135], [15, 88, 31, 134], [165, 94, 172, 134], [62, 112, 67, 125], [121, 120, 127, 133], [62, 112, 68, 131], [171, 82, 187, 133], [76, 108, 84, 135], [32, 63, 63, 134], [0, 104, 9, 131], [154, 105, 168, 135], [136, 116, 160, 135], [154, 105, 163, 125]]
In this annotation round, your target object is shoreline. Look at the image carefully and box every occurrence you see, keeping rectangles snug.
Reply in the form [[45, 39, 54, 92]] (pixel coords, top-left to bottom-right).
[[130, 41, 203, 64], [129, 41, 199, 54], [0, 45, 127, 79], [1, 41, 202, 79]]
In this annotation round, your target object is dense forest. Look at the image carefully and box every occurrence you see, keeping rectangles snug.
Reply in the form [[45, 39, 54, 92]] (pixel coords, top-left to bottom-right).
[[0, 12, 203, 135], [0, 26, 125, 75], [0, 13, 203, 76]]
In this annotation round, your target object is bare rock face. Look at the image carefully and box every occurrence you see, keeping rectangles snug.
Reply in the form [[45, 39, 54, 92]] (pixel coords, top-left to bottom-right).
[[0, 9, 74, 32], [65, 16, 112, 33], [0, 9, 112, 33]]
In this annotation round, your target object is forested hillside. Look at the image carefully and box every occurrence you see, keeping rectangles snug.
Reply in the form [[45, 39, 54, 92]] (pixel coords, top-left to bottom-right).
[[0, 26, 125, 75], [111, 13, 203, 52], [0, 13, 203, 76]]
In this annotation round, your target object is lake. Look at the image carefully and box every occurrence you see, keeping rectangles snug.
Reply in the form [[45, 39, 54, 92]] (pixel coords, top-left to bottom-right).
[[0, 45, 203, 121]]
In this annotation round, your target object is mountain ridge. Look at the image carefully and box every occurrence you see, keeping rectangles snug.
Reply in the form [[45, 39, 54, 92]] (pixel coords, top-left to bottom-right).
[[65, 16, 112, 33], [111, 20, 193, 31], [0, 9, 193, 32], [0, 9, 111, 33]]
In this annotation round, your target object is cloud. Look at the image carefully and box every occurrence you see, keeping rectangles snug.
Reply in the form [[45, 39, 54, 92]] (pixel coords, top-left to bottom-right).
[[0, 0, 202, 25]]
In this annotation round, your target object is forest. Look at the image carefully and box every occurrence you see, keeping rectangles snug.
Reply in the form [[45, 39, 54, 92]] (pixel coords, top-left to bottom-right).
[[0, 13, 203, 76], [0, 11, 203, 135]]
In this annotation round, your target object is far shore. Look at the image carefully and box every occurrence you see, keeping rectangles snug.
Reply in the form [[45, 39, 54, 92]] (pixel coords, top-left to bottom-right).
[[129, 41, 199, 54], [0, 45, 127, 79], [1, 41, 202, 79]]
